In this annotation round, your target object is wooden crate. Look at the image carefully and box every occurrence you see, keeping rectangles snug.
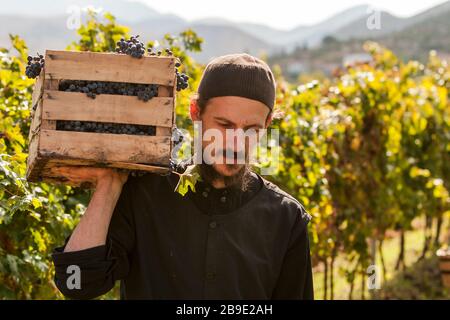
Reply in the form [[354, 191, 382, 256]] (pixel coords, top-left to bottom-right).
[[26, 50, 177, 187], [438, 252, 450, 289]]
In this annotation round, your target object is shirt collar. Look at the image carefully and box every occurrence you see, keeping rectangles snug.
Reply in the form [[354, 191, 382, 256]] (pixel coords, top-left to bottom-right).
[[166, 164, 262, 215]]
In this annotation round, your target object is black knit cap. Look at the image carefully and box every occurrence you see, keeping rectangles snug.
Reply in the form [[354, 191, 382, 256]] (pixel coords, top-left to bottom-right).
[[197, 53, 276, 111]]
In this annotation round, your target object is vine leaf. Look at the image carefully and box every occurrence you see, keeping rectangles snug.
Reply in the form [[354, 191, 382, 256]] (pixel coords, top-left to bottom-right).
[[174, 164, 202, 196]]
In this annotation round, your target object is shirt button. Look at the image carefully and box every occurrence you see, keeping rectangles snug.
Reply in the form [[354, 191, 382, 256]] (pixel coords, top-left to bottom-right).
[[220, 196, 226, 203], [209, 221, 217, 229], [202, 191, 208, 198]]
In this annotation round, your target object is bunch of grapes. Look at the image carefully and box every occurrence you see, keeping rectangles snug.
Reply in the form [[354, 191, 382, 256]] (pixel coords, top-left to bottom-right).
[[147, 47, 173, 57], [116, 35, 145, 58], [176, 68, 189, 91], [59, 80, 158, 101], [146, 46, 189, 91], [25, 54, 45, 79], [117, 39, 189, 92], [173, 59, 189, 91], [136, 85, 159, 102], [56, 120, 156, 136]]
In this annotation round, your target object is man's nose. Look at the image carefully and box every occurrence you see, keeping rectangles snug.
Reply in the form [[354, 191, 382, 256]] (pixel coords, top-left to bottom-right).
[[224, 130, 247, 153]]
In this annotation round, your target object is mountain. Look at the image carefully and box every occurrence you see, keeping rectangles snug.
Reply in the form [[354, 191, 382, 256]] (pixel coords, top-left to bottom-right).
[[373, 8, 450, 62], [0, 0, 161, 22], [1, 0, 449, 63], [198, 20, 290, 45], [229, 5, 369, 49], [130, 19, 275, 62], [269, 6, 450, 81], [182, 24, 274, 63], [0, 0, 381, 56], [333, 1, 450, 41], [0, 15, 72, 53], [281, 4, 370, 48], [0, 0, 279, 63]]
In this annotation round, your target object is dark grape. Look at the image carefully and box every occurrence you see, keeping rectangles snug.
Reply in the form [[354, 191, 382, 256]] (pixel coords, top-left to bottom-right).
[[56, 120, 157, 137], [25, 53, 45, 79], [176, 70, 189, 91], [58, 80, 159, 101], [165, 48, 173, 56], [115, 35, 145, 58]]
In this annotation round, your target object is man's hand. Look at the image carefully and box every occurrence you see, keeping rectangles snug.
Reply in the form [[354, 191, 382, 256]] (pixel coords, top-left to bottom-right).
[[50, 166, 129, 187]]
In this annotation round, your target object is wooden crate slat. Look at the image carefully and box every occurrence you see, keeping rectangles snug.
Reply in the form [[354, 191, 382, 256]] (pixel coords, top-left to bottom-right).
[[44, 79, 60, 90], [40, 79, 58, 130], [42, 91, 173, 127], [45, 50, 175, 86], [40, 175, 80, 187], [28, 100, 42, 142], [39, 161, 168, 188], [31, 72, 44, 110], [26, 137, 46, 182], [157, 85, 173, 97], [26, 135, 39, 171], [41, 120, 57, 130], [43, 159, 169, 174], [156, 127, 172, 136], [39, 129, 171, 165], [169, 74, 177, 155]]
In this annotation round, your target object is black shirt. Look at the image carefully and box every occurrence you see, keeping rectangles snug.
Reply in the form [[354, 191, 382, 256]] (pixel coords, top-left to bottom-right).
[[189, 171, 263, 216], [51, 168, 314, 300]]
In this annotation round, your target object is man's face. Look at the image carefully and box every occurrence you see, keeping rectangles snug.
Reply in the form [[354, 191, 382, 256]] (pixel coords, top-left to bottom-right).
[[190, 96, 271, 183]]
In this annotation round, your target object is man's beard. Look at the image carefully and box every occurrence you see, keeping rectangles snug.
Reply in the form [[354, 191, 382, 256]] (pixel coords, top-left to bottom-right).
[[198, 162, 252, 192]]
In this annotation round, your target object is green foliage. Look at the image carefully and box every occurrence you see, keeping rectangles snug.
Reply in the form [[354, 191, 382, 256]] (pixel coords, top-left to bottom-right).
[[0, 35, 85, 299], [374, 255, 449, 299], [66, 10, 129, 52], [174, 164, 202, 196], [271, 41, 450, 296]]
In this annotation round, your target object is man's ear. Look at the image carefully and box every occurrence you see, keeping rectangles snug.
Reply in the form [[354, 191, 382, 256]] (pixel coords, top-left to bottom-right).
[[190, 98, 201, 121], [265, 112, 273, 128]]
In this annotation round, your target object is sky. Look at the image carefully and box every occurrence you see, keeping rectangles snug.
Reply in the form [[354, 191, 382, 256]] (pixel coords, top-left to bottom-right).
[[137, 0, 448, 30]]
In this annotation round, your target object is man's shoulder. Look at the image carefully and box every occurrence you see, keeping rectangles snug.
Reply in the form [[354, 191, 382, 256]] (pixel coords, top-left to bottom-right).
[[257, 174, 312, 224], [124, 170, 174, 194]]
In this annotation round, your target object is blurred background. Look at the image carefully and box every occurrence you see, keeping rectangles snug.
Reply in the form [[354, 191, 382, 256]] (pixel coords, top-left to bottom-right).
[[2, 0, 450, 76], [0, 0, 449, 300]]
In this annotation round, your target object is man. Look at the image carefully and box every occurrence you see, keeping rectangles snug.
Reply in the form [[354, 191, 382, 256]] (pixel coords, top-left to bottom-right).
[[51, 53, 314, 299]]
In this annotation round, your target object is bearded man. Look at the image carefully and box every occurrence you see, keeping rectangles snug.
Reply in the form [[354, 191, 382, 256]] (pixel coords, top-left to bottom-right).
[[51, 53, 314, 300]]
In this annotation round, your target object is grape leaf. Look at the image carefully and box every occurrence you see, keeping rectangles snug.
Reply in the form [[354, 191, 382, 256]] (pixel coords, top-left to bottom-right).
[[174, 164, 202, 196]]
